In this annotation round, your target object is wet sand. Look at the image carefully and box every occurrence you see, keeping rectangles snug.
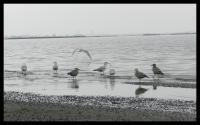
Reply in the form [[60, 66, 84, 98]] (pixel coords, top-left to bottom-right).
[[4, 91, 196, 121]]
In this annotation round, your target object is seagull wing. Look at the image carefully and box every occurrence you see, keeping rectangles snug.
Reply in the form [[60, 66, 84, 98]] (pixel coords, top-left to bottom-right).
[[138, 71, 149, 78], [80, 49, 92, 60], [154, 67, 164, 75], [93, 65, 105, 72], [72, 49, 80, 55]]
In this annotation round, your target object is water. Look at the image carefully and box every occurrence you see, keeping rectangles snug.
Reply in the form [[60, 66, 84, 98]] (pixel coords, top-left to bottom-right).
[[4, 34, 196, 101]]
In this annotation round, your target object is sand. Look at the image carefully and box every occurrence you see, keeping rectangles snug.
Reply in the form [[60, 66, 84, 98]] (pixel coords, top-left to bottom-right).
[[4, 91, 196, 121]]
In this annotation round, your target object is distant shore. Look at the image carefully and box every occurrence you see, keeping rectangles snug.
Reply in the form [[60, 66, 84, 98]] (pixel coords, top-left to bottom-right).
[[4, 91, 196, 121], [4, 32, 196, 40]]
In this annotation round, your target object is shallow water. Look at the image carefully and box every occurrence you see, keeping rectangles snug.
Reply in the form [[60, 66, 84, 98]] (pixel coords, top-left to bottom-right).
[[4, 34, 196, 101]]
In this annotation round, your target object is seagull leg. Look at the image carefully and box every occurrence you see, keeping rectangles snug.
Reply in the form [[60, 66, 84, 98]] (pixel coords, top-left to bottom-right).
[[153, 74, 156, 83], [157, 74, 160, 84], [154, 74, 157, 84], [158, 74, 161, 84]]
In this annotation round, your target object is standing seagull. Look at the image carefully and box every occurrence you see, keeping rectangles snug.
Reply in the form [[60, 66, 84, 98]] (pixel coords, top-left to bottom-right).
[[134, 68, 149, 85], [67, 68, 80, 79], [72, 48, 92, 60], [93, 62, 111, 75], [109, 69, 116, 76], [151, 64, 164, 79], [21, 63, 27, 75], [53, 62, 58, 73]]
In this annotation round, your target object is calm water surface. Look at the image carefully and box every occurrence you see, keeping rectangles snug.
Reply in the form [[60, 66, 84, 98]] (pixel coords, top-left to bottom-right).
[[4, 34, 196, 101]]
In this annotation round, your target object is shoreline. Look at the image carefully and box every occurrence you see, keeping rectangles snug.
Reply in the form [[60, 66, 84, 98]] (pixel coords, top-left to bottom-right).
[[124, 81, 196, 88], [4, 32, 195, 40], [4, 91, 196, 121]]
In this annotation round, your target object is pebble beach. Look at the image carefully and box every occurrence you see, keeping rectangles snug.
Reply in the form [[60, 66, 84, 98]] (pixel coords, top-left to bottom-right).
[[4, 91, 196, 121]]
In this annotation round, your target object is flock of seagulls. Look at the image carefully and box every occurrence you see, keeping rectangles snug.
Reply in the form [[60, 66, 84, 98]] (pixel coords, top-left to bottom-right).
[[20, 48, 164, 85]]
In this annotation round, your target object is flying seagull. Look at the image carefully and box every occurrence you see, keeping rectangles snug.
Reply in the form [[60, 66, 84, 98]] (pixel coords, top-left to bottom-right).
[[67, 68, 80, 79], [151, 64, 164, 79], [53, 62, 58, 73], [93, 62, 111, 75], [134, 68, 149, 85], [72, 48, 92, 60], [21, 63, 27, 75]]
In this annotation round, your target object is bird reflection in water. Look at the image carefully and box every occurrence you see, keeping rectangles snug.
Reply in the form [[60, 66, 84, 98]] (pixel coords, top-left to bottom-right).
[[69, 79, 79, 89], [135, 86, 148, 98], [109, 77, 115, 90], [152, 81, 158, 90]]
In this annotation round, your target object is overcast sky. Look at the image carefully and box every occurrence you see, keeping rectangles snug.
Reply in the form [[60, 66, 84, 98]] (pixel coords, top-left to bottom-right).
[[4, 4, 196, 36]]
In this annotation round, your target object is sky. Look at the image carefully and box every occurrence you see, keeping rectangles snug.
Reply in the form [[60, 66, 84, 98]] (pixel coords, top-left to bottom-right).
[[4, 4, 196, 36]]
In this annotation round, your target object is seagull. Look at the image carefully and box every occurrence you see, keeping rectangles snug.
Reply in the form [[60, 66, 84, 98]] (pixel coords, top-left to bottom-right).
[[72, 48, 92, 60], [21, 63, 27, 75], [93, 62, 111, 75], [109, 69, 116, 76], [53, 62, 58, 73], [67, 68, 80, 79], [151, 64, 164, 79], [134, 68, 149, 85]]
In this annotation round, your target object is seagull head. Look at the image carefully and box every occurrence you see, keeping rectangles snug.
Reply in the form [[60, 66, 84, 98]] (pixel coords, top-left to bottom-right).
[[104, 62, 112, 67], [53, 62, 57, 65], [104, 62, 109, 65], [109, 69, 115, 75], [22, 63, 27, 67], [134, 68, 138, 72], [74, 68, 80, 71], [151, 64, 156, 67]]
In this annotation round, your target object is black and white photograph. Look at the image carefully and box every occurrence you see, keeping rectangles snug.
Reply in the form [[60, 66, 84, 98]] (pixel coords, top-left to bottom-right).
[[4, 4, 196, 121]]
